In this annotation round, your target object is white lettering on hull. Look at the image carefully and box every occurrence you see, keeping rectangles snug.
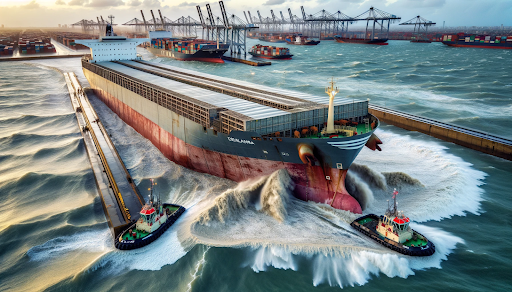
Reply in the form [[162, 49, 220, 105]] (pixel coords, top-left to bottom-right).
[[227, 137, 255, 145]]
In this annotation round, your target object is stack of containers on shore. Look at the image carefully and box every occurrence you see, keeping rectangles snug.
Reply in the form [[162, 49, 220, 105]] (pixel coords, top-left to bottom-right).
[[0, 31, 17, 56], [17, 30, 56, 54]]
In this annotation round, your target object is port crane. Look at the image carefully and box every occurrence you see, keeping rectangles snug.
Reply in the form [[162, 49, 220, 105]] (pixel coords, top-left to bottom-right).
[[351, 7, 401, 41], [399, 16, 436, 43]]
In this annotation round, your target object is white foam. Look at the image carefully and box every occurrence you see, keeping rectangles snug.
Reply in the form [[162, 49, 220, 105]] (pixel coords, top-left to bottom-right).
[[245, 223, 463, 288], [355, 129, 486, 222], [248, 246, 297, 273], [27, 229, 112, 262]]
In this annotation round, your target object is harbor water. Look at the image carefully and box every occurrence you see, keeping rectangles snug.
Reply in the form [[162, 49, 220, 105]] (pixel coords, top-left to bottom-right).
[[0, 40, 511, 291]]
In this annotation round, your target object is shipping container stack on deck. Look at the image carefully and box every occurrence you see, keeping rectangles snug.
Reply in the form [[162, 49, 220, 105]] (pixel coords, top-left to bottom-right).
[[0, 30, 19, 56], [249, 44, 293, 59], [17, 30, 55, 54], [151, 38, 222, 54]]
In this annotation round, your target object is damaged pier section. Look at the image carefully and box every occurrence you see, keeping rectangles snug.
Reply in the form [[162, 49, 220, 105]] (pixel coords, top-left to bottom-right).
[[64, 72, 144, 237]]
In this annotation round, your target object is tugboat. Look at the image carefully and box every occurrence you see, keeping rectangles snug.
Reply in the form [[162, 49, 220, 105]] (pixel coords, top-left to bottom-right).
[[248, 44, 293, 60], [350, 189, 435, 256], [115, 179, 186, 250]]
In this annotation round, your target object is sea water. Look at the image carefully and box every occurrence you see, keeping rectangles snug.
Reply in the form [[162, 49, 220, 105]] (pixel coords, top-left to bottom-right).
[[0, 40, 511, 292]]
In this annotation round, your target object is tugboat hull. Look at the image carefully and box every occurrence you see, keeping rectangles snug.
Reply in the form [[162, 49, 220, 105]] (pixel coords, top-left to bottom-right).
[[115, 204, 186, 250], [351, 214, 436, 256]]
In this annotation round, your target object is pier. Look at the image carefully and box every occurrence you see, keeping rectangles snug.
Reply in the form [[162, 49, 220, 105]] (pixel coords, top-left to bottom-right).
[[64, 72, 144, 237], [0, 54, 87, 62], [369, 105, 512, 161]]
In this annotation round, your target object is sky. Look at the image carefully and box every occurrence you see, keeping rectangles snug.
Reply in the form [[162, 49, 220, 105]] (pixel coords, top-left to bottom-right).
[[0, 0, 511, 28]]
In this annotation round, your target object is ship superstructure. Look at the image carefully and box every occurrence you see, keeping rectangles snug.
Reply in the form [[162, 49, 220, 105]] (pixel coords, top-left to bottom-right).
[[76, 22, 383, 214]]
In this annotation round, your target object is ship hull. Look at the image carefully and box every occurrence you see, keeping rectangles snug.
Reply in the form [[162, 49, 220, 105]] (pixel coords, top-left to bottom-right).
[[147, 47, 228, 63], [442, 41, 512, 49], [249, 52, 293, 59], [285, 40, 320, 46], [83, 66, 377, 214], [335, 37, 388, 45]]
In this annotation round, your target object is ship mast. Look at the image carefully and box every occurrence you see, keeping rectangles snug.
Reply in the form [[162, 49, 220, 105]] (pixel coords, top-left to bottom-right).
[[325, 78, 339, 133]]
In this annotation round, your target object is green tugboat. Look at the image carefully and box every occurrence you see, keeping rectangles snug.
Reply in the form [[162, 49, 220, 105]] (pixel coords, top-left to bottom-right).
[[351, 189, 435, 256], [115, 179, 185, 250]]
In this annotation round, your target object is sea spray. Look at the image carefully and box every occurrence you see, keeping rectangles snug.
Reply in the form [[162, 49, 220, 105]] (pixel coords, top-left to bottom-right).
[[382, 172, 424, 187], [348, 163, 387, 190], [197, 169, 293, 225], [345, 171, 374, 210], [258, 169, 294, 222]]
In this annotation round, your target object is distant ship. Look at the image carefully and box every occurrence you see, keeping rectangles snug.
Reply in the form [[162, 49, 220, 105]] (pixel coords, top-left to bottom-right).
[[249, 44, 293, 59], [285, 35, 320, 46], [258, 35, 286, 43], [334, 35, 388, 45], [442, 34, 512, 49], [146, 31, 229, 63]]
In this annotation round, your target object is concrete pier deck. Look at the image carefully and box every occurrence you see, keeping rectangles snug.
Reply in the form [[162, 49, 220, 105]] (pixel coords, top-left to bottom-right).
[[369, 105, 512, 161], [64, 72, 144, 237]]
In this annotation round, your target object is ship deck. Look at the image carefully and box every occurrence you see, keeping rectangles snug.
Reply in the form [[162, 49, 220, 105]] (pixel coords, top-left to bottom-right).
[[99, 61, 289, 120]]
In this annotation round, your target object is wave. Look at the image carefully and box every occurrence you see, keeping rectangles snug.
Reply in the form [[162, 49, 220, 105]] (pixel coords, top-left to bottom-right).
[[354, 129, 486, 222], [0, 132, 79, 148], [196, 169, 293, 225], [345, 61, 362, 68], [271, 70, 304, 74], [246, 223, 463, 288], [27, 229, 112, 262], [382, 172, 424, 187]]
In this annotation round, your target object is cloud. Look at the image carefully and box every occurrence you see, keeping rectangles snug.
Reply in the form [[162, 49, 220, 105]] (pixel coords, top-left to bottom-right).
[[86, 0, 125, 7], [126, 0, 141, 6], [404, 0, 446, 8], [21, 0, 40, 9], [68, 0, 88, 5], [263, 0, 286, 5], [55, 0, 66, 5], [176, 1, 208, 7], [141, 0, 162, 8]]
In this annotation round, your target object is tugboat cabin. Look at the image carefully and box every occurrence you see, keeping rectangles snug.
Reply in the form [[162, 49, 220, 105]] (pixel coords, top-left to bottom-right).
[[377, 214, 412, 244]]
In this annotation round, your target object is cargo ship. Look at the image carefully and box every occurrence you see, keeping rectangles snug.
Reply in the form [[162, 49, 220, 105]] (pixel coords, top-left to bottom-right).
[[351, 189, 435, 256], [334, 35, 388, 45], [76, 25, 383, 214], [442, 34, 512, 49], [258, 34, 286, 43], [146, 31, 229, 63], [285, 35, 320, 46], [249, 44, 293, 59]]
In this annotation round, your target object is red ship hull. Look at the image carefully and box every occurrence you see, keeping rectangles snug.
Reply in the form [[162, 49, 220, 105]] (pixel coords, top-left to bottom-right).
[[443, 43, 512, 49], [92, 87, 362, 214]]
